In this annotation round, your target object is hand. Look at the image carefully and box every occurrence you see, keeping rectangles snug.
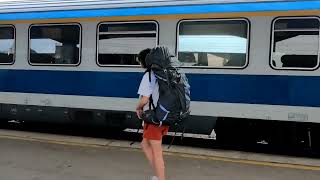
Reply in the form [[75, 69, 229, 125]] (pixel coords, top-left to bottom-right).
[[136, 109, 143, 119]]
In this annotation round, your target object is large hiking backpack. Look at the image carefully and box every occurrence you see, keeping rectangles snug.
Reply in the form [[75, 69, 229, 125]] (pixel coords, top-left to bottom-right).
[[142, 46, 191, 127]]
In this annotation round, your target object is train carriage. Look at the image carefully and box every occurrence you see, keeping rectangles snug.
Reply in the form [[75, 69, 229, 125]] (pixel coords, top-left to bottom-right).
[[0, 0, 320, 152]]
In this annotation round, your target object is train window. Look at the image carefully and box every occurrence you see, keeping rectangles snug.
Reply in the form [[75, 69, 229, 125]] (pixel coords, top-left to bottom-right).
[[29, 24, 81, 65], [271, 17, 320, 70], [0, 26, 15, 64], [97, 21, 158, 66], [177, 19, 249, 68]]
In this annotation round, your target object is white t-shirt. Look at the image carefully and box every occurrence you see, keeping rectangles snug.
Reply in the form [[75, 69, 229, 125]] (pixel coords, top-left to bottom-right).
[[137, 71, 159, 110]]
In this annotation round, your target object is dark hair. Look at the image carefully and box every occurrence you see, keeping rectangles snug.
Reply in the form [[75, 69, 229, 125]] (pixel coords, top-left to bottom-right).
[[138, 48, 151, 69]]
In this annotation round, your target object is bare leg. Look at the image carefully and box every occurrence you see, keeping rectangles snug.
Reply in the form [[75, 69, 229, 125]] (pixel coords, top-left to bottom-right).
[[141, 138, 155, 171], [150, 139, 165, 180]]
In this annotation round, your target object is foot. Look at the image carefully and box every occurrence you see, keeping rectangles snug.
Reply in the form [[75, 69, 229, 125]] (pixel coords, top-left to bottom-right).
[[151, 176, 158, 180]]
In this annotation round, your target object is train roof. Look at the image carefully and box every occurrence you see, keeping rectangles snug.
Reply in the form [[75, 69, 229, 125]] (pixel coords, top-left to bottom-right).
[[0, 0, 318, 21], [0, 0, 310, 13]]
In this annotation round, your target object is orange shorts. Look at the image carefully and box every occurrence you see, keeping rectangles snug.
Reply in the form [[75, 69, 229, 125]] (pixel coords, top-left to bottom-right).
[[143, 123, 169, 140]]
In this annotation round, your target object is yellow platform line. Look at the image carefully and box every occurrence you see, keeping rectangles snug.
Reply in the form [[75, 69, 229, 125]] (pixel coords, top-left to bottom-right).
[[0, 134, 320, 171]]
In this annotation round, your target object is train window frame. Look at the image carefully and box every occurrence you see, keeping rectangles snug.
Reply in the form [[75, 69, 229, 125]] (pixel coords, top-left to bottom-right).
[[28, 23, 82, 66], [176, 18, 250, 69], [96, 21, 159, 67], [270, 16, 320, 71], [0, 24, 16, 65]]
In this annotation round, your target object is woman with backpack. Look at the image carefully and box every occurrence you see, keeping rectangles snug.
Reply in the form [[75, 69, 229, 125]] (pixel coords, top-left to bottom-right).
[[136, 48, 169, 180]]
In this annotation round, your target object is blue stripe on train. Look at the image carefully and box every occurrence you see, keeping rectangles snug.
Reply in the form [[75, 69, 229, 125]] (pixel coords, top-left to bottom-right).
[[0, 69, 319, 107], [0, 0, 319, 21]]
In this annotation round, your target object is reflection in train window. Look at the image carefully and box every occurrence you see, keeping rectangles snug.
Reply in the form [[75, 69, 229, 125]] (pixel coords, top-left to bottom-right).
[[178, 19, 249, 68], [271, 17, 320, 70], [29, 24, 81, 65], [97, 21, 158, 66], [0, 26, 15, 64]]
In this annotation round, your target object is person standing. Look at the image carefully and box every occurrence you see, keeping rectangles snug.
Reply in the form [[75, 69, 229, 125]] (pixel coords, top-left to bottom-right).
[[136, 48, 169, 180]]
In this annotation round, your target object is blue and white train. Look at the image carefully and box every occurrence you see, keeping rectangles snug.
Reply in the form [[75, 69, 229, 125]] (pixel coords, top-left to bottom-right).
[[0, 0, 320, 151]]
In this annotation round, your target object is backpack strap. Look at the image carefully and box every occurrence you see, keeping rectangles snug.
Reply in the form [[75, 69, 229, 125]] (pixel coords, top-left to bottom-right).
[[144, 69, 156, 111], [149, 95, 156, 110], [167, 123, 185, 149], [144, 68, 151, 80]]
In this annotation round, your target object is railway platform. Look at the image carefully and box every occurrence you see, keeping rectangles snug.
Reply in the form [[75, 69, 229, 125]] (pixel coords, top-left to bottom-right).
[[0, 129, 320, 180]]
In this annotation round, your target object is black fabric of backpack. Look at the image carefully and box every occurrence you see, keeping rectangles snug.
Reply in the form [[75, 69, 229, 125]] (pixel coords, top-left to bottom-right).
[[142, 46, 191, 127]]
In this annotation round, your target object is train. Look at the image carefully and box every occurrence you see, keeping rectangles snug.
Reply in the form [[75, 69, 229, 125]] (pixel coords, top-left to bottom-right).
[[0, 0, 320, 152]]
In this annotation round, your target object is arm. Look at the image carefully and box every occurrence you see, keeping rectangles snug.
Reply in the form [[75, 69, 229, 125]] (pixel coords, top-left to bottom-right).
[[136, 96, 149, 119], [136, 71, 155, 119]]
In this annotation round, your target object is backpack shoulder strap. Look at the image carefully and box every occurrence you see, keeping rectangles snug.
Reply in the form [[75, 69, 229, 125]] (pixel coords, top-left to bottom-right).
[[144, 68, 156, 110], [144, 68, 152, 82]]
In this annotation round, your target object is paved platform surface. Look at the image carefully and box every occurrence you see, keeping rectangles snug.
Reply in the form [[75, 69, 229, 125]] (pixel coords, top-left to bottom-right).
[[0, 130, 320, 180]]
